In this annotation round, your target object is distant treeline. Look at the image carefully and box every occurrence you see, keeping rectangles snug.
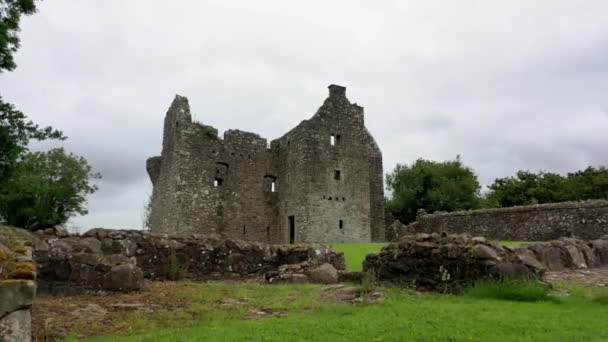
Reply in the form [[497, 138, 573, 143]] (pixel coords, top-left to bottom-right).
[[386, 156, 608, 225]]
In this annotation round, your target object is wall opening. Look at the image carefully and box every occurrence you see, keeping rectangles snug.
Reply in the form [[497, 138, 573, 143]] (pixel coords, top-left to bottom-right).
[[266, 226, 270, 239], [214, 177, 224, 187], [242, 225, 246, 235], [288, 216, 295, 244], [264, 175, 277, 192], [339, 220, 344, 229], [330, 134, 341, 146], [334, 170, 341, 180]]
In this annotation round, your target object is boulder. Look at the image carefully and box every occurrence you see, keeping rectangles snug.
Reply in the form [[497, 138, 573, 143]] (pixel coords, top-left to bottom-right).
[[102, 264, 144, 292], [0, 280, 35, 317], [0, 309, 31, 342], [306, 263, 339, 284]]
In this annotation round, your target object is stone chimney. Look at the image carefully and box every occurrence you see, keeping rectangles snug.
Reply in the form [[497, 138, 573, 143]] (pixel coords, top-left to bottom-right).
[[328, 84, 346, 98]]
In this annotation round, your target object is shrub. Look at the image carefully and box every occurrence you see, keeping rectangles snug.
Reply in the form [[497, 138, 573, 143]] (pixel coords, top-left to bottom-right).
[[464, 278, 552, 302]]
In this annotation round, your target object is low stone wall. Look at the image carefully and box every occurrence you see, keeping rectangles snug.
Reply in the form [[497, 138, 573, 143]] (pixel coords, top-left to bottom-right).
[[403, 200, 608, 241], [363, 233, 608, 293], [0, 226, 36, 342], [32, 228, 345, 293], [363, 233, 542, 292]]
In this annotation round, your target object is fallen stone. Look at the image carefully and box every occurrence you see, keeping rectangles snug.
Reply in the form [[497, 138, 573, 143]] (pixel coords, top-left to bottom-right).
[[102, 264, 144, 292], [306, 263, 339, 284]]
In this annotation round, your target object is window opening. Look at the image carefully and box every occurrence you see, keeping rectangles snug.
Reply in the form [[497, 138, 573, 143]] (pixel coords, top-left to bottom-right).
[[288, 216, 295, 244], [334, 170, 341, 180], [214, 177, 224, 187], [330, 135, 335, 146], [339, 220, 344, 229], [243, 225, 246, 235], [271, 181, 276, 192]]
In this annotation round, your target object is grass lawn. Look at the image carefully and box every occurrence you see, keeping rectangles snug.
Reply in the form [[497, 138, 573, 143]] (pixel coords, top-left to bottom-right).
[[77, 282, 608, 342], [49, 241, 592, 341], [331, 243, 386, 271]]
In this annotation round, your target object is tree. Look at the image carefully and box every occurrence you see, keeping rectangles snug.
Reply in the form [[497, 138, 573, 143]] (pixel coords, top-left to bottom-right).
[[0, 0, 38, 72], [0, 0, 63, 182], [486, 167, 608, 208], [0, 148, 100, 230], [566, 166, 608, 200], [0, 98, 64, 181], [386, 156, 481, 224]]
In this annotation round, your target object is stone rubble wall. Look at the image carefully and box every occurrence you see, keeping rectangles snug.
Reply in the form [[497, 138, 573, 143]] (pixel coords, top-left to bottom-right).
[[402, 200, 608, 241], [32, 228, 345, 294], [0, 226, 36, 342], [363, 232, 608, 293]]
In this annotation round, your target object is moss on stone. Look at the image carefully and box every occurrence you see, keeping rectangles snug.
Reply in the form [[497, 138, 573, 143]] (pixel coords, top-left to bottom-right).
[[6, 261, 36, 280], [0, 248, 7, 263]]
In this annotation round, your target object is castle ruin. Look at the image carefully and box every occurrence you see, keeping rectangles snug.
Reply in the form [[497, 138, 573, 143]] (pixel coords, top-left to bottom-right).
[[146, 85, 385, 243]]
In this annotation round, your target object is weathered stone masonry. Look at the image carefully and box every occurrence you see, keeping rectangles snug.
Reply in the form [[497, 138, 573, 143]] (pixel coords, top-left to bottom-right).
[[403, 200, 608, 241], [147, 85, 385, 243]]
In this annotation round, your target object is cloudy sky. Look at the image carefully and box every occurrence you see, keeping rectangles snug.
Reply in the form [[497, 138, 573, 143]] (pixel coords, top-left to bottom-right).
[[1, 1, 607, 231]]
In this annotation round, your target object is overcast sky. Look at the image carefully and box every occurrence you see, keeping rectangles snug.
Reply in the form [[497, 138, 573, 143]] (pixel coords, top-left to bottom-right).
[[1, 1, 607, 231]]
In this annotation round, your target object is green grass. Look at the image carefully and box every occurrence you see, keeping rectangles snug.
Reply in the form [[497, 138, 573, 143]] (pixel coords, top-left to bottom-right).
[[465, 279, 552, 302], [499, 241, 533, 247], [83, 285, 608, 342], [331, 243, 386, 271]]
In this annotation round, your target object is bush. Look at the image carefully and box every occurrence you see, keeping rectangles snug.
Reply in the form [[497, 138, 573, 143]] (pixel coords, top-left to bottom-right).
[[464, 279, 552, 302]]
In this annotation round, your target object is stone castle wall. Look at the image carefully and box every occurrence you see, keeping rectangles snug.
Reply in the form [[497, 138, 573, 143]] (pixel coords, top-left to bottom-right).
[[403, 200, 608, 241], [147, 85, 384, 243]]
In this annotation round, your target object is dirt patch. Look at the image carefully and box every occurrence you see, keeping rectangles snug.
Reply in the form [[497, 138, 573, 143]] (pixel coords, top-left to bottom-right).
[[32, 281, 194, 341], [545, 267, 608, 288]]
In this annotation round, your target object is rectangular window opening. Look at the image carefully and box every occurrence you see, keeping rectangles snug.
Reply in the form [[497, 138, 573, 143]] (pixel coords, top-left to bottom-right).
[[271, 181, 276, 192], [339, 220, 344, 229], [288, 216, 295, 244], [243, 225, 246, 235], [334, 170, 341, 180], [330, 135, 335, 146], [336, 134, 341, 145], [214, 177, 224, 187]]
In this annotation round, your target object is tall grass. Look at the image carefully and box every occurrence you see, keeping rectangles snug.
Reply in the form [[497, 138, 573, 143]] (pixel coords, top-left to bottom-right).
[[464, 278, 552, 302]]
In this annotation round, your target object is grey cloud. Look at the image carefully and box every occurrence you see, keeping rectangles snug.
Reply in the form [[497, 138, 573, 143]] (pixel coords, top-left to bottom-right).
[[1, 0, 608, 230]]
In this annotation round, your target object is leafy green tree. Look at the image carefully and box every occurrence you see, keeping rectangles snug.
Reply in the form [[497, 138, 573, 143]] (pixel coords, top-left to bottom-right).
[[0, 148, 100, 230], [566, 166, 608, 200], [0, 98, 64, 181], [386, 156, 481, 224], [0, 0, 38, 72], [485, 167, 608, 208]]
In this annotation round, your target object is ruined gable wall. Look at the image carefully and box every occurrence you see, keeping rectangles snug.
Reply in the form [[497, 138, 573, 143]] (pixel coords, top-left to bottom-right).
[[272, 85, 380, 243], [367, 130, 386, 242], [405, 200, 608, 241]]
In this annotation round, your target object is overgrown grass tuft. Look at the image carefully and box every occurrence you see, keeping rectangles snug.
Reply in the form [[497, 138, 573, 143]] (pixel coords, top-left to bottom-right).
[[592, 292, 608, 305], [464, 278, 552, 302]]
